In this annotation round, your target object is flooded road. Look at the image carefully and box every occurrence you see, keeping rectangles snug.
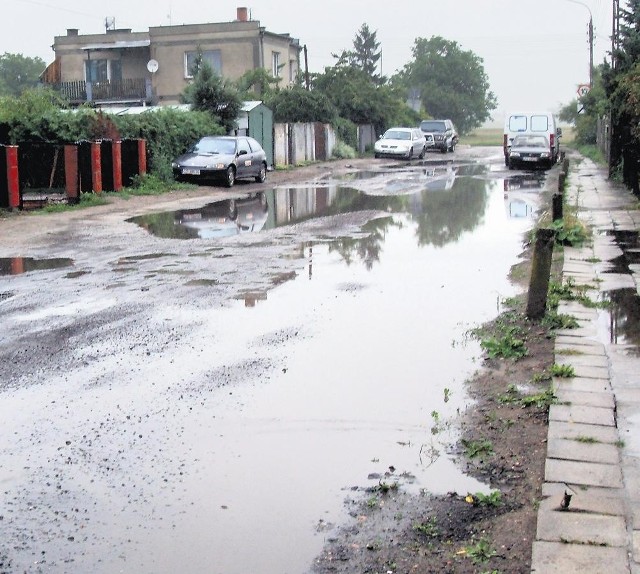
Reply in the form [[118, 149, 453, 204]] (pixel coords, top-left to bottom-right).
[[0, 150, 546, 573]]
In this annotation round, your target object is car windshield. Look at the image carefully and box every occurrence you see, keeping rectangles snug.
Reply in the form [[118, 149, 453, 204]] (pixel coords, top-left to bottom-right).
[[420, 121, 446, 133], [384, 130, 411, 140], [191, 138, 236, 155], [513, 135, 548, 148]]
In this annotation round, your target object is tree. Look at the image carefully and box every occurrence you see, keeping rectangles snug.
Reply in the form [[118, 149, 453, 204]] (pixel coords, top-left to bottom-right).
[[332, 23, 383, 84], [603, 0, 640, 191], [265, 85, 337, 123], [395, 36, 497, 135], [0, 53, 46, 97], [182, 61, 242, 133], [236, 68, 281, 100]]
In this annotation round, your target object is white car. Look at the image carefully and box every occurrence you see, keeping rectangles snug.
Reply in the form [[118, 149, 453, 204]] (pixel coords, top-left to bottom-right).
[[374, 127, 426, 160]]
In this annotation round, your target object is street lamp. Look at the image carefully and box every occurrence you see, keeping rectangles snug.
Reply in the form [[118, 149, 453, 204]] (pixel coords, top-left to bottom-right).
[[566, 0, 594, 87]]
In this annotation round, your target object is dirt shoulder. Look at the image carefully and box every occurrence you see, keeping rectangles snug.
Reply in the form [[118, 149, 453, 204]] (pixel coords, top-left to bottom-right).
[[310, 175, 560, 574]]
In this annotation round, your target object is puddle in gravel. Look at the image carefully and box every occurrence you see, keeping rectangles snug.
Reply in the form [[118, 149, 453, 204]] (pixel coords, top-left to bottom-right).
[[130, 170, 542, 240], [1, 172, 546, 574], [0, 257, 73, 276]]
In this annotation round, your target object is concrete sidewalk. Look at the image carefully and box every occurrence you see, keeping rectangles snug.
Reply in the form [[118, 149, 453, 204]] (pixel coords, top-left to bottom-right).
[[531, 156, 640, 573]]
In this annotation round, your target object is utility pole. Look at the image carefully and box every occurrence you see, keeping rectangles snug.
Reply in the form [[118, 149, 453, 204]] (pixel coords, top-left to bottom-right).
[[566, 0, 594, 87], [612, 0, 620, 69]]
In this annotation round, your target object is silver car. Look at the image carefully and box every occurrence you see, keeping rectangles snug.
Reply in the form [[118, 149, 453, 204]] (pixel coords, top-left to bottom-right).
[[374, 127, 426, 160], [172, 136, 268, 187]]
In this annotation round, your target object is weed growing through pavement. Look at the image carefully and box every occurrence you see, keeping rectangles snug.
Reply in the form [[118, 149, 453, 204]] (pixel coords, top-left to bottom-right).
[[551, 363, 576, 378], [574, 436, 599, 444]]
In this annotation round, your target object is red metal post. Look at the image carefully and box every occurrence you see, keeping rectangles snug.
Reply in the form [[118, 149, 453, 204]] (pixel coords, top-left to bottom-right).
[[6, 145, 20, 209], [10, 257, 24, 275], [91, 141, 102, 193], [112, 140, 122, 191], [64, 144, 79, 202], [137, 139, 147, 176]]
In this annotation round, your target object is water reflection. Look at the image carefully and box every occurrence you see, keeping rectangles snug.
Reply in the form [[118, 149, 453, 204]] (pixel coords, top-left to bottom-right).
[[604, 289, 640, 353], [0, 257, 73, 276], [130, 177, 492, 254]]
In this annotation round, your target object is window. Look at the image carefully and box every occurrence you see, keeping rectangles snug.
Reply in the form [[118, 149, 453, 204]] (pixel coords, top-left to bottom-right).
[[530, 115, 550, 132], [84, 59, 122, 83], [272, 52, 281, 77], [508, 115, 528, 132], [289, 59, 297, 82], [185, 50, 222, 78]]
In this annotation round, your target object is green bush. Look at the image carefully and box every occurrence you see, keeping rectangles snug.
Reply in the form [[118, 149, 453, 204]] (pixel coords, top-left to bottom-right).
[[331, 117, 358, 149]]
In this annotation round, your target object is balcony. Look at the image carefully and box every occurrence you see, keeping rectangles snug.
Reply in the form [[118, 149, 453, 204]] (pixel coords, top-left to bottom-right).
[[50, 78, 153, 106]]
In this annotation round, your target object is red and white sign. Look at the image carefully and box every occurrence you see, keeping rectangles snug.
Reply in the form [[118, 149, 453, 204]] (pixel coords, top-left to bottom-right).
[[577, 84, 591, 97]]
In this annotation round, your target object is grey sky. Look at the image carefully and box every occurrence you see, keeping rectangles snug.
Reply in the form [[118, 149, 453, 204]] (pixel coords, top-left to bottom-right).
[[4, 0, 613, 124]]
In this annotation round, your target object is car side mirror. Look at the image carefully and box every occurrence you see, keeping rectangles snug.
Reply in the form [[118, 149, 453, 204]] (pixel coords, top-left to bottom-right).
[[238, 150, 247, 156]]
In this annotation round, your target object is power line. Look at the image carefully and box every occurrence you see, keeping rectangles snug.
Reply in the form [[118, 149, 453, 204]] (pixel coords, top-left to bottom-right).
[[12, 0, 97, 19]]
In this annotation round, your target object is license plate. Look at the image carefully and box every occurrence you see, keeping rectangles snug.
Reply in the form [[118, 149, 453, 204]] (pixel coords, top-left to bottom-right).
[[182, 168, 201, 175], [523, 157, 538, 162]]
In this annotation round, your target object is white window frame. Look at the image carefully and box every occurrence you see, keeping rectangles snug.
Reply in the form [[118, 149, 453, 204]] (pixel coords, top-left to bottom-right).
[[184, 50, 222, 79], [272, 51, 281, 78]]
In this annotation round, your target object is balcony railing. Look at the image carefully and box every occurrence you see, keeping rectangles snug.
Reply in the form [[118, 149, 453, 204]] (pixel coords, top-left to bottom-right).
[[49, 78, 152, 105]]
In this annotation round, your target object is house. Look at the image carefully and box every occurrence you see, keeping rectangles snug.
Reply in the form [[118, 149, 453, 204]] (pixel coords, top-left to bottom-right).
[[42, 7, 302, 107]]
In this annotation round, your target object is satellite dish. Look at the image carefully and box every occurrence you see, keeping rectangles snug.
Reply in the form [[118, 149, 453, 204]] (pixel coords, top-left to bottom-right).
[[147, 59, 159, 73]]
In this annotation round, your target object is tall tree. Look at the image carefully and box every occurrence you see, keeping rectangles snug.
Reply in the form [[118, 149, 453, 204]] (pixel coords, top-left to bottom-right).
[[396, 36, 497, 135], [0, 53, 46, 97], [603, 0, 640, 191], [332, 23, 383, 84], [182, 61, 242, 133]]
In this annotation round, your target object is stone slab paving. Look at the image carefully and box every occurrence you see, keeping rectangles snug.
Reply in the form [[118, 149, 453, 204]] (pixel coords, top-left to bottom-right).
[[532, 157, 640, 573]]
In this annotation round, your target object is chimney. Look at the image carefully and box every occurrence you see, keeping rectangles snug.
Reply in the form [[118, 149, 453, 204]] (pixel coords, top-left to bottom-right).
[[67, 28, 79, 36], [236, 7, 248, 22]]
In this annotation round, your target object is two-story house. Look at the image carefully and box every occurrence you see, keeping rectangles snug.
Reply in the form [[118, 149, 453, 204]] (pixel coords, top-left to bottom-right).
[[42, 7, 301, 107]]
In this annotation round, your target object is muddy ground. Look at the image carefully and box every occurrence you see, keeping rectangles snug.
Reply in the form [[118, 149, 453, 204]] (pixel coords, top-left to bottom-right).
[[1, 153, 558, 573], [309, 182, 558, 573]]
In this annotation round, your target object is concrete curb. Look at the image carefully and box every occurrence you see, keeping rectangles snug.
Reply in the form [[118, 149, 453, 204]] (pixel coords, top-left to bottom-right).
[[531, 156, 640, 573]]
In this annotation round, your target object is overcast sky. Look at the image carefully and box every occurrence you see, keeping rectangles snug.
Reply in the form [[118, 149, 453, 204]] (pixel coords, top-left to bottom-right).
[[3, 0, 614, 125]]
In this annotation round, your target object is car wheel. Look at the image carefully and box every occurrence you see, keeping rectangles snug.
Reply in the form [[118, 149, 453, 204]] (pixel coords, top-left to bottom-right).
[[224, 166, 235, 188], [507, 159, 515, 170], [255, 163, 267, 183], [407, 148, 413, 160], [441, 147, 448, 154], [419, 146, 425, 159], [374, 153, 380, 159], [450, 141, 456, 152]]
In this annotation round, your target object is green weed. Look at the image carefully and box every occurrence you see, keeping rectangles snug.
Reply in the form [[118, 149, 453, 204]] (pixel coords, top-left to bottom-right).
[[574, 436, 599, 444], [461, 439, 494, 458], [469, 491, 502, 507], [551, 363, 575, 378], [480, 328, 528, 359], [413, 517, 440, 538], [465, 538, 497, 564]]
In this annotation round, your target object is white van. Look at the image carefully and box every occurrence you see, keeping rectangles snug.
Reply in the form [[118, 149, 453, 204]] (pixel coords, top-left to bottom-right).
[[503, 111, 561, 166]]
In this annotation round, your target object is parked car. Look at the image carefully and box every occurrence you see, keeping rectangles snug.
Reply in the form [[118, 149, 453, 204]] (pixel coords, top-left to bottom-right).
[[419, 119, 458, 153], [172, 136, 268, 187], [374, 127, 426, 159], [503, 111, 561, 166], [507, 134, 554, 170]]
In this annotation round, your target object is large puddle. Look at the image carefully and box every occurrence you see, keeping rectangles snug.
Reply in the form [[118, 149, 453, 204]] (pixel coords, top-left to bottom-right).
[[1, 169, 544, 573]]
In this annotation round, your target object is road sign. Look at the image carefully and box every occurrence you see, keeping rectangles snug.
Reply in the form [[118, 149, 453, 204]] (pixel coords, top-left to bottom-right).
[[577, 84, 591, 97]]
